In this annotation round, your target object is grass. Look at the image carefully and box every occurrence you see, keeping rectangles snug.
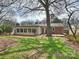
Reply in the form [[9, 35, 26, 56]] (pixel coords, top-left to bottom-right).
[[0, 35, 79, 59], [0, 35, 33, 39], [0, 52, 29, 59]]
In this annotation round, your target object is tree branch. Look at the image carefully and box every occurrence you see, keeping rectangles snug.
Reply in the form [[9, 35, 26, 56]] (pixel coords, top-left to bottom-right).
[[38, 0, 46, 8], [0, 0, 17, 7], [23, 5, 44, 11]]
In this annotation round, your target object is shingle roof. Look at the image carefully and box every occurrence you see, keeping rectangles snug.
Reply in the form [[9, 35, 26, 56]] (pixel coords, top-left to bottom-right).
[[16, 23, 64, 27]]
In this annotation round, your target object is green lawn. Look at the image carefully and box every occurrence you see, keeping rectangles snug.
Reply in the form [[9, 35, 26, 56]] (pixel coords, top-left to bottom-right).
[[0, 36, 79, 59]]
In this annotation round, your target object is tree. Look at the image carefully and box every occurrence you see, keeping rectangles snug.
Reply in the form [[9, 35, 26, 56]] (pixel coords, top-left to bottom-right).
[[21, 20, 34, 25], [0, 28, 3, 34], [0, 0, 17, 23], [39, 0, 51, 36], [22, 0, 64, 36], [51, 17, 62, 23], [64, 0, 79, 40], [35, 20, 40, 24], [0, 0, 79, 37], [70, 17, 79, 33], [0, 24, 12, 35], [40, 0, 79, 37], [0, 20, 15, 35]]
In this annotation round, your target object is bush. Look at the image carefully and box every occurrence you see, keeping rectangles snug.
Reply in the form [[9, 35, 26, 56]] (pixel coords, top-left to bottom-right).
[[0, 24, 13, 35]]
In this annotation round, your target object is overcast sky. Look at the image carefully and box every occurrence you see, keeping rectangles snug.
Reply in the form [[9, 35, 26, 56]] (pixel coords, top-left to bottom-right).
[[7, 0, 79, 23], [15, 12, 68, 23], [13, 8, 66, 23]]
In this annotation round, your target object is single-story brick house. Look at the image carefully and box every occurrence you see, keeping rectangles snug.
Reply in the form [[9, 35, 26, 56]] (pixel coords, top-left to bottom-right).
[[12, 23, 64, 36]]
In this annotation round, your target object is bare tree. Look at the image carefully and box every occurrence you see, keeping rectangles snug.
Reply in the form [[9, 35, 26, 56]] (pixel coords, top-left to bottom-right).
[[70, 17, 79, 35], [20, 0, 64, 36], [0, 0, 17, 23], [21, 20, 34, 25], [10, 0, 79, 37], [64, 0, 79, 39]]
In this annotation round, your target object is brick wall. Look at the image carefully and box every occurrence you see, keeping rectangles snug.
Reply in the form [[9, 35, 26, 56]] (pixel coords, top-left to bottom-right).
[[52, 27, 64, 34]]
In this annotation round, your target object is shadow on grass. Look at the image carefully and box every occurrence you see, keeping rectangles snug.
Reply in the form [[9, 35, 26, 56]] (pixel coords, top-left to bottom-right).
[[0, 47, 33, 56]]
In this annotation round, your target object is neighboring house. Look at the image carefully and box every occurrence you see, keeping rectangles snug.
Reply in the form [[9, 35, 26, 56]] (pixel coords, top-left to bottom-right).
[[12, 23, 64, 36]]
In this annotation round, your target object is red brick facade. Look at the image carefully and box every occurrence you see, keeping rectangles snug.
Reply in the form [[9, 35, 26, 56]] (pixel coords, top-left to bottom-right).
[[52, 27, 64, 34]]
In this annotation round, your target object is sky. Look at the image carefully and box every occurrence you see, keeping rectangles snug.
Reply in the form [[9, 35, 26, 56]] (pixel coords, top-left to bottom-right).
[[8, 0, 79, 23], [14, 12, 68, 23], [13, 8, 66, 23], [7, 0, 66, 23], [15, 14, 46, 23], [12, 8, 46, 23]]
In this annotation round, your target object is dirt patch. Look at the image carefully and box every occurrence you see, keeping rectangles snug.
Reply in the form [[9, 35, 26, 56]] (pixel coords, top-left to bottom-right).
[[0, 39, 17, 52], [64, 37, 79, 52]]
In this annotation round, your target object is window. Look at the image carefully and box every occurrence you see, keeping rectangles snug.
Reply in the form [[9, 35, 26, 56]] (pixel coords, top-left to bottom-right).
[[24, 29, 27, 32], [20, 28, 23, 33], [28, 28, 31, 33], [17, 29, 19, 33], [32, 29, 36, 33]]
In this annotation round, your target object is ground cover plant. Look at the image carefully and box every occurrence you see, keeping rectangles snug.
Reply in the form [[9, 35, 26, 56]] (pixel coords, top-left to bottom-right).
[[0, 36, 79, 59]]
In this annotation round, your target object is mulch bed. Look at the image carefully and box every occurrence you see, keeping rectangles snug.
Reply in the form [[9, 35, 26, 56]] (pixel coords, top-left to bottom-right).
[[0, 39, 17, 52]]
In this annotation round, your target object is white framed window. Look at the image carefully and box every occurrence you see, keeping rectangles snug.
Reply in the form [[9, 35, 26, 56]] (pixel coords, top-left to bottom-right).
[[16, 28, 20, 33], [24, 28, 27, 33], [28, 28, 31, 33], [20, 28, 23, 33]]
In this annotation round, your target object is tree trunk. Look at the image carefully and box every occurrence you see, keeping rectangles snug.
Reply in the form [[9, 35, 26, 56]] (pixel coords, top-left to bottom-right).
[[39, 0, 52, 36], [45, 4, 52, 37], [68, 21, 77, 40]]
